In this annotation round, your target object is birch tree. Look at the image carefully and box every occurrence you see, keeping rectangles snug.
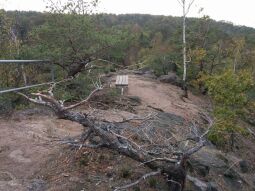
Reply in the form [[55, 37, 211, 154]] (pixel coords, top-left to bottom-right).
[[177, 0, 195, 98]]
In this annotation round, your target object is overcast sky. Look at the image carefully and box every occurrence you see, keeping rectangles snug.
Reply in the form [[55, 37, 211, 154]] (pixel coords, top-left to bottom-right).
[[1, 0, 255, 28]]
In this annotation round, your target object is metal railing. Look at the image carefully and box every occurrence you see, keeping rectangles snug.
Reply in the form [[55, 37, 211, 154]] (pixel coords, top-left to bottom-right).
[[0, 60, 55, 94], [0, 60, 49, 64]]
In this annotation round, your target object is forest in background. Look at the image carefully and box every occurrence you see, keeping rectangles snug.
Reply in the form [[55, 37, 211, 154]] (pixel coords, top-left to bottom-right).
[[1, 11, 255, 79]]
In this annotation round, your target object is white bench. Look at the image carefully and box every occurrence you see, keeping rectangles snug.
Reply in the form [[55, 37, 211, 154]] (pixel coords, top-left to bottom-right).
[[115, 75, 128, 95]]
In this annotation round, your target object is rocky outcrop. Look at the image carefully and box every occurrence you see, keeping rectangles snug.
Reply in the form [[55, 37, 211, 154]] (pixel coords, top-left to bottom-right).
[[149, 111, 255, 191], [186, 146, 255, 191]]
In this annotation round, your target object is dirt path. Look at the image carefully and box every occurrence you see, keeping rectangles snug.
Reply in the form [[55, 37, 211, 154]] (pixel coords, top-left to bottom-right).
[[127, 75, 208, 120], [0, 114, 83, 191]]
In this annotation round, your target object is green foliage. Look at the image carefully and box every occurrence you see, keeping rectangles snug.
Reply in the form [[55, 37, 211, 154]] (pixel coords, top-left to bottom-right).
[[79, 157, 89, 166], [148, 177, 157, 188], [133, 187, 141, 191], [27, 13, 99, 61], [0, 10, 18, 59], [3, 11, 255, 78], [0, 94, 13, 115], [208, 107, 239, 145], [206, 70, 253, 107], [15, 103, 30, 110], [204, 70, 254, 147], [24, 12, 133, 70], [145, 55, 177, 77], [120, 166, 132, 178], [53, 74, 96, 102], [105, 88, 120, 99], [0, 93, 30, 115]]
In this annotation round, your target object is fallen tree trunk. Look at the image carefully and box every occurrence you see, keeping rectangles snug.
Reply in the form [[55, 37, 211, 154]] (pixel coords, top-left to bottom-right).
[[17, 80, 212, 191], [56, 109, 189, 190]]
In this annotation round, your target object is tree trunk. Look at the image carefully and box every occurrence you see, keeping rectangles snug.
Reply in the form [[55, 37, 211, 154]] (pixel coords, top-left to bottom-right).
[[182, 0, 188, 98]]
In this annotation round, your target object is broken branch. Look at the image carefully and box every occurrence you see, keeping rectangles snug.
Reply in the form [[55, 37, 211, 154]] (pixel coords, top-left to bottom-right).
[[113, 169, 161, 191]]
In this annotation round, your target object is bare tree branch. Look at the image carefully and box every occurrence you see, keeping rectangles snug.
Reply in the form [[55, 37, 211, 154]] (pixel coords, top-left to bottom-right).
[[177, 0, 183, 7], [63, 86, 102, 110], [16, 92, 52, 108], [119, 112, 157, 123], [61, 140, 105, 149], [140, 157, 178, 166], [113, 169, 161, 191], [185, 0, 195, 16], [167, 179, 182, 191], [248, 127, 255, 138], [184, 113, 213, 156]]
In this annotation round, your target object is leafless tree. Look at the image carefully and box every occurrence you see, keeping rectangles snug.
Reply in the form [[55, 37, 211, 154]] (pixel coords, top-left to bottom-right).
[[177, 0, 195, 98]]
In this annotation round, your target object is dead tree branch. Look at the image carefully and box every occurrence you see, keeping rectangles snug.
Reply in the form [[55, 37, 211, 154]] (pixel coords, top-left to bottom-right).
[[185, 0, 195, 16], [113, 169, 161, 191], [63, 86, 102, 110]]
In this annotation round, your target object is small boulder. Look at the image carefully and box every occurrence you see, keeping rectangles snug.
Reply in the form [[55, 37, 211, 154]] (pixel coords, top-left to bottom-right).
[[143, 71, 157, 79], [127, 96, 142, 105], [224, 169, 240, 179], [190, 148, 227, 174], [186, 175, 208, 191], [134, 69, 156, 78], [158, 72, 182, 87], [189, 162, 210, 177], [27, 179, 46, 191], [207, 182, 219, 191], [239, 160, 250, 173], [90, 136, 102, 145]]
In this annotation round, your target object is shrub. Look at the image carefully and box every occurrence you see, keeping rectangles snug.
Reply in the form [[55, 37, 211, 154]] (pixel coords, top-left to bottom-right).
[[148, 177, 157, 188], [204, 69, 254, 148], [120, 166, 132, 178]]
